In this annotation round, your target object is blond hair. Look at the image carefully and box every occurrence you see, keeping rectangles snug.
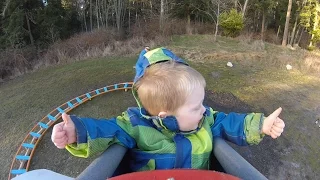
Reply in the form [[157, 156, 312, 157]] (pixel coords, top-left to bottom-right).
[[134, 61, 206, 116]]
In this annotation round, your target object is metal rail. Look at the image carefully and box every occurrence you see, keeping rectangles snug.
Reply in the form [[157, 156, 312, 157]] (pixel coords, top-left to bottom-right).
[[8, 82, 133, 180]]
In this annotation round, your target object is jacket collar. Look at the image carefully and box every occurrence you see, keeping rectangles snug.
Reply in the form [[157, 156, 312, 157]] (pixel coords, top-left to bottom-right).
[[140, 107, 211, 135]]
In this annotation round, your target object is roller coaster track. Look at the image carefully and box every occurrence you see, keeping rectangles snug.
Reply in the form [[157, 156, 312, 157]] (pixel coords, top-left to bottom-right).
[[8, 82, 133, 180]]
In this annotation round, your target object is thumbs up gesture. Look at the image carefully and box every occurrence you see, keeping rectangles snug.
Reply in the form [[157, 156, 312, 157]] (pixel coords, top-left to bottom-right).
[[51, 113, 76, 149], [262, 107, 285, 139]]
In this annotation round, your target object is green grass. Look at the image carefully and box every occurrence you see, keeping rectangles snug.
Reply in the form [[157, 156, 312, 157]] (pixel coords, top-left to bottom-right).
[[171, 35, 264, 52], [1, 35, 320, 179], [0, 57, 136, 132], [0, 56, 137, 178]]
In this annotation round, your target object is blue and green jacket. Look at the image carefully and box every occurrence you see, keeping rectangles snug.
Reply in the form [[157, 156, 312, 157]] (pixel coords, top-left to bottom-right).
[[66, 47, 265, 171]]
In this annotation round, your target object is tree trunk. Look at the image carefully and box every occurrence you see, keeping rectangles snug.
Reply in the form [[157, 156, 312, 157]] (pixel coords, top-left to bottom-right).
[[128, 1, 131, 32], [25, 13, 34, 46], [49, 25, 55, 43], [253, 10, 256, 32], [309, 33, 315, 47], [120, 0, 126, 30], [135, 2, 139, 28], [114, 0, 121, 32], [255, 11, 260, 32], [242, 0, 249, 17], [293, 26, 301, 45], [160, 0, 164, 31], [297, 27, 304, 45], [214, 1, 220, 42], [114, 0, 126, 34], [276, 25, 281, 38], [96, 0, 100, 29], [105, 0, 109, 28], [186, 13, 192, 35], [99, 0, 104, 27], [309, 2, 319, 48], [101, 0, 104, 26], [111, 7, 115, 27], [90, 0, 93, 31], [143, 1, 146, 22], [289, 14, 298, 45], [83, 10, 88, 32], [282, 0, 292, 46], [261, 10, 265, 40]]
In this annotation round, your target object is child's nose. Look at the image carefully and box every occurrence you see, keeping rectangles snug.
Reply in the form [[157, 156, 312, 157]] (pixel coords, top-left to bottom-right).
[[201, 106, 206, 114]]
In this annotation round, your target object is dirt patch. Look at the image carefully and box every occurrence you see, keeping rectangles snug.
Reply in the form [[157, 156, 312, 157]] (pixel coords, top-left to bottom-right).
[[204, 90, 257, 113]]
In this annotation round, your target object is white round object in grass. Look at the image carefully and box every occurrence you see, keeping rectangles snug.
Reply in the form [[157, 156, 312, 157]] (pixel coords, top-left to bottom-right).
[[286, 64, 292, 70], [227, 62, 233, 67]]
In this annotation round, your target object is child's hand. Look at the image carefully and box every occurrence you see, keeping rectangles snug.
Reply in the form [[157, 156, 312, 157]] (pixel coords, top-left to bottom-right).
[[262, 107, 285, 139], [51, 113, 76, 149]]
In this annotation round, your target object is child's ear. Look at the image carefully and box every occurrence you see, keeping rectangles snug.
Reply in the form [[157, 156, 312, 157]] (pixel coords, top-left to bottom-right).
[[158, 111, 168, 118]]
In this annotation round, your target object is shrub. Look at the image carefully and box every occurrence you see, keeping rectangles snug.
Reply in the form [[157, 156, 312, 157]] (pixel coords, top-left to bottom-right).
[[219, 9, 244, 37]]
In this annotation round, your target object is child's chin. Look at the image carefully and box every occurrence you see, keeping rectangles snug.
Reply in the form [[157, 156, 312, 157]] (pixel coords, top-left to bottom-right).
[[192, 125, 199, 131]]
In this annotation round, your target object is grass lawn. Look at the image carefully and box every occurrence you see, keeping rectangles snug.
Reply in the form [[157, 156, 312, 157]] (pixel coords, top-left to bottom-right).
[[1, 35, 320, 179]]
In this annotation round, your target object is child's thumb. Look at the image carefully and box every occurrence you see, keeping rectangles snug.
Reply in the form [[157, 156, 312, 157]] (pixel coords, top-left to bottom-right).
[[268, 107, 282, 120], [62, 113, 70, 125]]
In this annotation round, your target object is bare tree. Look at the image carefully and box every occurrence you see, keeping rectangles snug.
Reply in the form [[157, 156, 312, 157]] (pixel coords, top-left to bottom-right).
[[276, 25, 281, 38], [289, 14, 299, 46], [113, 0, 127, 33], [282, 0, 292, 46], [296, 27, 305, 45], [160, 0, 164, 31], [213, 0, 220, 41], [261, 10, 265, 40], [194, 0, 223, 41], [104, 0, 111, 28], [128, 0, 131, 31], [25, 13, 35, 46], [242, 0, 249, 17], [96, 0, 100, 29], [90, 0, 93, 31]]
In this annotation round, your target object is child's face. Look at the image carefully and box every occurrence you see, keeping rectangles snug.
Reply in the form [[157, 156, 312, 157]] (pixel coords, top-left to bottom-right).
[[174, 85, 206, 131]]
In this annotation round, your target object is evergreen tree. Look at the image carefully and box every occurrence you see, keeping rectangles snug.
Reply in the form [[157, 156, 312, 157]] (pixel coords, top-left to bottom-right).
[[300, 0, 320, 49], [1, 0, 43, 48]]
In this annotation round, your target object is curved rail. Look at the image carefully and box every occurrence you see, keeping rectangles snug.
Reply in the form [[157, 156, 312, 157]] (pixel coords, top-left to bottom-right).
[[8, 82, 134, 180]]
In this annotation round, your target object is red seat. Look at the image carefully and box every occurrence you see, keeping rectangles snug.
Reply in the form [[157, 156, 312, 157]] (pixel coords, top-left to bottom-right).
[[109, 169, 240, 180]]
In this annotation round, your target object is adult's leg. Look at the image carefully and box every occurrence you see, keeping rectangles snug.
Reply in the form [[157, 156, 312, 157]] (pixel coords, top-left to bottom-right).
[[76, 144, 127, 180]]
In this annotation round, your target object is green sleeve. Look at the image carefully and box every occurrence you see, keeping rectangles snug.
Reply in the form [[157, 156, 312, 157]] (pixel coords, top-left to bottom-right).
[[244, 113, 265, 145], [65, 112, 136, 158]]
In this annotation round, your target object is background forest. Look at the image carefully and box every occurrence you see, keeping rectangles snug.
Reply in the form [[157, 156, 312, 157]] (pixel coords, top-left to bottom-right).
[[0, 0, 319, 80]]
